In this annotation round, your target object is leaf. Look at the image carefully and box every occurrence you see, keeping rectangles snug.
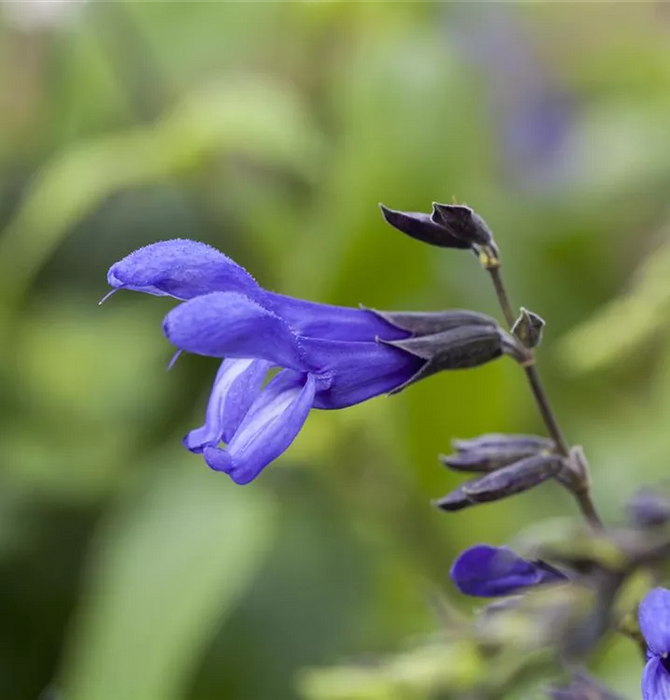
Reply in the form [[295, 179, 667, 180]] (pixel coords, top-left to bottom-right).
[[60, 458, 275, 700]]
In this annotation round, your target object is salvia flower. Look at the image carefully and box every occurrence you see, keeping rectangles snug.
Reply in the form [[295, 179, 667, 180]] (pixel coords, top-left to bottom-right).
[[106, 239, 521, 484], [639, 587, 670, 699], [450, 544, 567, 597]]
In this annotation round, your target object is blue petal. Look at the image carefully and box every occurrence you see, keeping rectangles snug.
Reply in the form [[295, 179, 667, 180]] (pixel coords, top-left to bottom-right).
[[203, 370, 315, 484], [642, 657, 670, 700], [303, 338, 423, 409], [107, 239, 259, 300], [108, 240, 407, 342], [450, 544, 567, 597], [163, 292, 307, 371], [264, 293, 406, 342], [640, 588, 670, 654], [184, 358, 272, 452]]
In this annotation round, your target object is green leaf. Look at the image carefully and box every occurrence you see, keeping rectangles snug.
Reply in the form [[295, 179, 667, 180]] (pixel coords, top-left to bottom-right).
[[60, 459, 275, 700]]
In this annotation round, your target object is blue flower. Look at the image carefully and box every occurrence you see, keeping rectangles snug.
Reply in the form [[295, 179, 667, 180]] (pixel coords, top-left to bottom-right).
[[107, 240, 513, 484], [450, 544, 567, 597], [639, 587, 670, 699]]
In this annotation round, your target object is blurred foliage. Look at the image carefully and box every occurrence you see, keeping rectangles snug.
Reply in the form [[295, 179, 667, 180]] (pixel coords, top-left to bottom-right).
[[1, 2, 670, 699]]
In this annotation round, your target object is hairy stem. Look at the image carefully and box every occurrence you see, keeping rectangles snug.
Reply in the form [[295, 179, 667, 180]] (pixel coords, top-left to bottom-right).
[[486, 264, 603, 530]]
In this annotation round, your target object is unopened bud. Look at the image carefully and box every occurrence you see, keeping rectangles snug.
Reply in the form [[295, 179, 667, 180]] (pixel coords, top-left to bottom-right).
[[379, 204, 471, 249], [512, 307, 545, 349], [443, 433, 554, 472], [462, 453, 564, 502], [452, 433, 554, 453], [430, 202, 496, 249], [433, 484, 473, 512], [435, 454, 563, 512], [441, 443, 553, 473]]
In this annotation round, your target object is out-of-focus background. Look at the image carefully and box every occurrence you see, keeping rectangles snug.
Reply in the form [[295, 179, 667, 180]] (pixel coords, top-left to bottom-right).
[[1, 2, 670, 698]]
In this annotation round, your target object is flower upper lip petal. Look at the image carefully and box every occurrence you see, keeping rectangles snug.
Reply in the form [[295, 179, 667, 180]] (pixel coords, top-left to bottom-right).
[[107, 239, 259, 300]]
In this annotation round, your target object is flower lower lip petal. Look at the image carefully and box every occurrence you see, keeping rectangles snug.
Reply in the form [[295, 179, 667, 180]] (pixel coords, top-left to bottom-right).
[[183, 358, 272, 452], [211, 371, 316, 484]]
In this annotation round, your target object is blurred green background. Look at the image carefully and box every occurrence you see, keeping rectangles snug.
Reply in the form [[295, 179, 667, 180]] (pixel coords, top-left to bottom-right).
[[1, 2, 670, 698]]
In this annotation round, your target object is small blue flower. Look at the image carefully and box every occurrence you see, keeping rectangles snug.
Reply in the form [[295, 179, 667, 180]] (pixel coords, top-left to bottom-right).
[[639, 587, 670, 699], [106, 240, 431, 484], [108, 240, 516, 484], [450, 544, 567, 597]]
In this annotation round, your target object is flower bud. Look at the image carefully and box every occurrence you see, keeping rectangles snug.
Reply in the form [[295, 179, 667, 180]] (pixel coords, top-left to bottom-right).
[[379, 204, 472, 249], [462, 453, 564, 502], [512, 307, 545, 349], [441, 446, 547, 473], [452, 433, 554, 453], [432, 484, 472, 512], [434, 453, 564, 512], [442, 433, 555, 472], [430, 202, 496, 249]]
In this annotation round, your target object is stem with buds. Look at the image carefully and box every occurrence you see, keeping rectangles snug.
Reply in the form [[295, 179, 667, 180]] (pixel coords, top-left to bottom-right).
[[483, 255, 603, 530]]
